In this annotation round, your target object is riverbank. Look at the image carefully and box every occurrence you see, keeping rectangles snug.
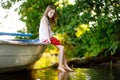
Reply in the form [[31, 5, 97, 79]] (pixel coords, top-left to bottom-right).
[[32, 51, 120, 70], [50, 53, 120, 69]]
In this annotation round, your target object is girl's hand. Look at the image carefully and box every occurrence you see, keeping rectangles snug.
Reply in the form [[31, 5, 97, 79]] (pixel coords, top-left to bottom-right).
[[48, 39, 51, 43], [42, 39, 51, 44]]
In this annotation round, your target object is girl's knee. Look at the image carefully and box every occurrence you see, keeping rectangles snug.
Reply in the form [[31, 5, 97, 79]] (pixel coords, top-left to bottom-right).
[[56, 45, 64, 50], [59, 45, 64, 48]]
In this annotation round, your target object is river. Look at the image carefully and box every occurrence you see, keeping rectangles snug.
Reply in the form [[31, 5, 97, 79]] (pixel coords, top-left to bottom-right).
[[0, 64, 120, 80]]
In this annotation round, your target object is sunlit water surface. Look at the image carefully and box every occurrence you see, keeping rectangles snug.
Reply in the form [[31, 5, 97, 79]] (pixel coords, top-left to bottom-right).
[[0, 65, 120, 80]]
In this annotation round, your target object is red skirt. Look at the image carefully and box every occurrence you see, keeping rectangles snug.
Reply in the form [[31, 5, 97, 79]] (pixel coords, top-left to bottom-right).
[[50, 37, 61, 45]]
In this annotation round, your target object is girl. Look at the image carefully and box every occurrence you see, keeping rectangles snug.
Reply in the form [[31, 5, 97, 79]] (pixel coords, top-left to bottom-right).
[[39, 5, 73, 72]]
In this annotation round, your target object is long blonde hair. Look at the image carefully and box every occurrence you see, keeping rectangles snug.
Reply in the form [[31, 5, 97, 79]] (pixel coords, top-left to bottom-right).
[[44, 5, 57, 25]]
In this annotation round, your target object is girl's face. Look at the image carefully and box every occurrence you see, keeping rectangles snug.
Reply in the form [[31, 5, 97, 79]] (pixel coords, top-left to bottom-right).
[[48, 9, 55, 18]]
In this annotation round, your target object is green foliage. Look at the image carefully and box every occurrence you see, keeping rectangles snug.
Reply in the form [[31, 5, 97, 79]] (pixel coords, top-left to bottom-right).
[[0, 0, 21, 9], [56, 0, 120, 58], [80, 17, 119, 57], [1, 0, 120, 58]]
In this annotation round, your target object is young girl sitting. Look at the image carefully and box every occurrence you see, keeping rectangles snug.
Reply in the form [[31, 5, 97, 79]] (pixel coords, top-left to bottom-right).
[[39, 5, 73, 72]]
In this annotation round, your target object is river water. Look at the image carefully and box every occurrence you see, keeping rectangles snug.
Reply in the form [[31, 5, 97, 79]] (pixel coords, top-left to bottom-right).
[[0, 64, 120, 80]]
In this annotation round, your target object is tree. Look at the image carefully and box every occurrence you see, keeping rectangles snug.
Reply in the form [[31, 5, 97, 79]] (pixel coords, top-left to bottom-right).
[[1, 0, 120, 58], [56, 0, 120, 58]]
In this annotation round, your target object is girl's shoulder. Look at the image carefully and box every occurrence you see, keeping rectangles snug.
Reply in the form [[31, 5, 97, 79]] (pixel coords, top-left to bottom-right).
[[41, 16, 49, 25], [41, 16, 48, 22], [41, 16, 49, 26]]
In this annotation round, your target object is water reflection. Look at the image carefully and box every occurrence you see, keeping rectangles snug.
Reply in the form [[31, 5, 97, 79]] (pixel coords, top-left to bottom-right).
[[0, 70, 33, 80], [31, 68, 58, 80], [31, 66, 120, 80], [0, 65, 120, 80], [31, 68, 73, 80], [58, 72, 71, 80]]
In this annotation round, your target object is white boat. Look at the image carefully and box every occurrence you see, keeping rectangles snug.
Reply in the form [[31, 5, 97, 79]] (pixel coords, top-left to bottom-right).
[[0, 39, 47, 73]]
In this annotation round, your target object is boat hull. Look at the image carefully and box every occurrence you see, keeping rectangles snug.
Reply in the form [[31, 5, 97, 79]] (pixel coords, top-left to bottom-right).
[[0, 40, 47, 73]]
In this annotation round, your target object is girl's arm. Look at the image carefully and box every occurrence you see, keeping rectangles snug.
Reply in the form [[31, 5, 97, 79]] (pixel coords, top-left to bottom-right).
[[42, 17, 51, 43]]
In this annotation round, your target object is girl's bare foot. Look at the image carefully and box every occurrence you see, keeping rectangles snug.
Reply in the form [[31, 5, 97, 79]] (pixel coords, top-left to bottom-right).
[[58, 67, 66, 72], [64, 67, 74, 72]]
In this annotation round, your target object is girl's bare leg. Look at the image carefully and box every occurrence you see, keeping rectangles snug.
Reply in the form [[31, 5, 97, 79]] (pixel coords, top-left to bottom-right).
[[56, 45, 66, 72], [63, 54, 73, 72]]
